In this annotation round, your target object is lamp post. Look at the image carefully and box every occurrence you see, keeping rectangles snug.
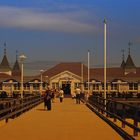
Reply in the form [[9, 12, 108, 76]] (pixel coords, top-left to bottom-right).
[[19, 54, 27, 98], [81, 62, 84, 92], [88, 50, 90, 95], [103, 19, 107, 108], [45, 75, 49, 88], [40, 69, 44, 94]]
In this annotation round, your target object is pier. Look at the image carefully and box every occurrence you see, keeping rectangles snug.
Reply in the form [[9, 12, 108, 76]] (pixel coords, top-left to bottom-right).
[[0, 98, 124, 140]]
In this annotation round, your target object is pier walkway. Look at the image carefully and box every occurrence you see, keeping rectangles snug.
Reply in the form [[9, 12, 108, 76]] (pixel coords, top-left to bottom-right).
[[0, 98, 122, 140]]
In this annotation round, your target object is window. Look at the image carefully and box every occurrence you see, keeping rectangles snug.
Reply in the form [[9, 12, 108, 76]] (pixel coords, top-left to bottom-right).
[[14, 84, 20, 90], [93, 84, 99, 90], [93, 84, 95, 90], [52, 82, 59, 89], [129, 83, 138, 90], [14, 84, 17, 90], [24, 84, 30, 90], [111, 84, 117, 90], [0, 83, 2, 90], [102, 83, 108, 90], [74, 83, 79, 89], [42, 83, 46, 90], [33, 83, 39, 90], [129, 83, 133, 90], [55, 83, 59, 89], [134, 83, 138, 90]]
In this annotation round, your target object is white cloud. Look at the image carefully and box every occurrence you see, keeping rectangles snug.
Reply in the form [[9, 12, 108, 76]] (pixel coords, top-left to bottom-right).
[[0, 6, 98, 33]]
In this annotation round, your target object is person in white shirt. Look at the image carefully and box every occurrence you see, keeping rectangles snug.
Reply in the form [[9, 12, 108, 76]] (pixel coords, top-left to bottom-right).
[[59, 89, 64, 103]]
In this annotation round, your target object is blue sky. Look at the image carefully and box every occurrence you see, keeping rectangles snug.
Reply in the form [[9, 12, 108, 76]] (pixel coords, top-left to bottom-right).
[[0, 0, 140, 74]]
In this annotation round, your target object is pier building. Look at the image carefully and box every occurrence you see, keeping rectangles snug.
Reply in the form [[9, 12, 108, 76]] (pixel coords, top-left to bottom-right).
[[0, 48, 140, 95]]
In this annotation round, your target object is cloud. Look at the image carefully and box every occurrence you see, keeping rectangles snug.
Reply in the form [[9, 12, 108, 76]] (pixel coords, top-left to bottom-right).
[[0, 6, 98, 33]]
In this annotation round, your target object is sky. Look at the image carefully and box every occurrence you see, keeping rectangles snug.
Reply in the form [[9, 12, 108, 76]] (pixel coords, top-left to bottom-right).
[[0, 0, 140, 75]]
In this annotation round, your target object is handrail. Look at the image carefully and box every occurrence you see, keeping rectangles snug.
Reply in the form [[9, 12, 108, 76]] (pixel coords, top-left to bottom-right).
[[88, 99, 140, 132], [85, 101, 135, 140], [94, 96, 140, 109], [0, 95, 44, 122], [82, 94, 140, 138]]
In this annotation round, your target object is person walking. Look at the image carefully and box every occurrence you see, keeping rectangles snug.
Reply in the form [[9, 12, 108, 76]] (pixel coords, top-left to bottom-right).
[[44, 88, 52, 110], [75, 87, 81, 104], [59, 89, 64, 103]]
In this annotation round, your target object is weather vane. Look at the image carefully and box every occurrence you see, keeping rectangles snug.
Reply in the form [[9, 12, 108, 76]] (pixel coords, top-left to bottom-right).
[[4, 42, 7, 55], [128, 41, 132, 55], [16, 50, 18, 60]]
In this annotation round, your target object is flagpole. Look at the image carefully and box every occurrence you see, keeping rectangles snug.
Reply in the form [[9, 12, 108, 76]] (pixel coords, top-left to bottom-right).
[[88, 50, 90, 95], [81, 63, 83, 83], [81, 62, 84, 91], [103, 19, 107, 108]]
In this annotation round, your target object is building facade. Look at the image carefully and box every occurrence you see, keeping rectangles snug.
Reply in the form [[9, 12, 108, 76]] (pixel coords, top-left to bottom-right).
[[0, 49, 140, 95]]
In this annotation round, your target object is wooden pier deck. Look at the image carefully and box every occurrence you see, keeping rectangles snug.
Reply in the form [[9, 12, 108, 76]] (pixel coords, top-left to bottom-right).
[[0, 98, 122, 140]]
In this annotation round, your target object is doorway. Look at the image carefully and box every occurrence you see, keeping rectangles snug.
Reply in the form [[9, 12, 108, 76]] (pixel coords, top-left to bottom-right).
[[62, 83, 71, 95]]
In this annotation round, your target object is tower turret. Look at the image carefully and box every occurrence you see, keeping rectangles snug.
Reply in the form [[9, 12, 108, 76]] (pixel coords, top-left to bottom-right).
[[12, 50, 21, 76], [120, 49, 125, 69], [0, 43, 12, 75], [124, 42, 136, 74]]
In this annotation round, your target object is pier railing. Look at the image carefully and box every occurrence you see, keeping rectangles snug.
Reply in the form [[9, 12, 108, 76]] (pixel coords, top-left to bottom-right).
[[0, 95, 44, 123], [81, 94, 140, 140]]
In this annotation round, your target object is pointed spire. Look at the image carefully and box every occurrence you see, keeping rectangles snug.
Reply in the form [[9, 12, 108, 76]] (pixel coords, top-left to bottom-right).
[[0, 43, 11, 73], [128, 41, 132, 55], [4, 48, 6, 55], [12, 50, 21, 76], [4, 42, 7, 55], [125, 41, 136, 69], [120, 49, 125, 69], [16, 50, 18, 60]]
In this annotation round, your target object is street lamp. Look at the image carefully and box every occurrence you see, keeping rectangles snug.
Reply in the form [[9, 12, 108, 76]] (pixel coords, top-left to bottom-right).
[[40, 69, 44, 94], [19, 54, 27, 98], [45, 75, 49, 88]]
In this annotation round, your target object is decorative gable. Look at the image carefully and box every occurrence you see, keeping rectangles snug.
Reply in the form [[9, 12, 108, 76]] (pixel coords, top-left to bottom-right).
[[50, 71, 81, 82]]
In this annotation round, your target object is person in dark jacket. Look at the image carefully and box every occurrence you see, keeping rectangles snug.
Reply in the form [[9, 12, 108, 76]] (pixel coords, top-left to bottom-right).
[[44, 89, 52, 111]]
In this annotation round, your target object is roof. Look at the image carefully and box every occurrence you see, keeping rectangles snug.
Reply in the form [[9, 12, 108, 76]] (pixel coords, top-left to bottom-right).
[[90, 67, 124, 77], [12, 60, 21, 76], [90, 67, 140, 82], [42, 62, 140, 82], [0, 54, 11, 71], [125, 54, 136, 69], [120, 60, 125, 69], [0, 73, 12, 82], [42, 62, 88, 78], [13, 60, 20, 71], [0, 62, 140, 83]]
